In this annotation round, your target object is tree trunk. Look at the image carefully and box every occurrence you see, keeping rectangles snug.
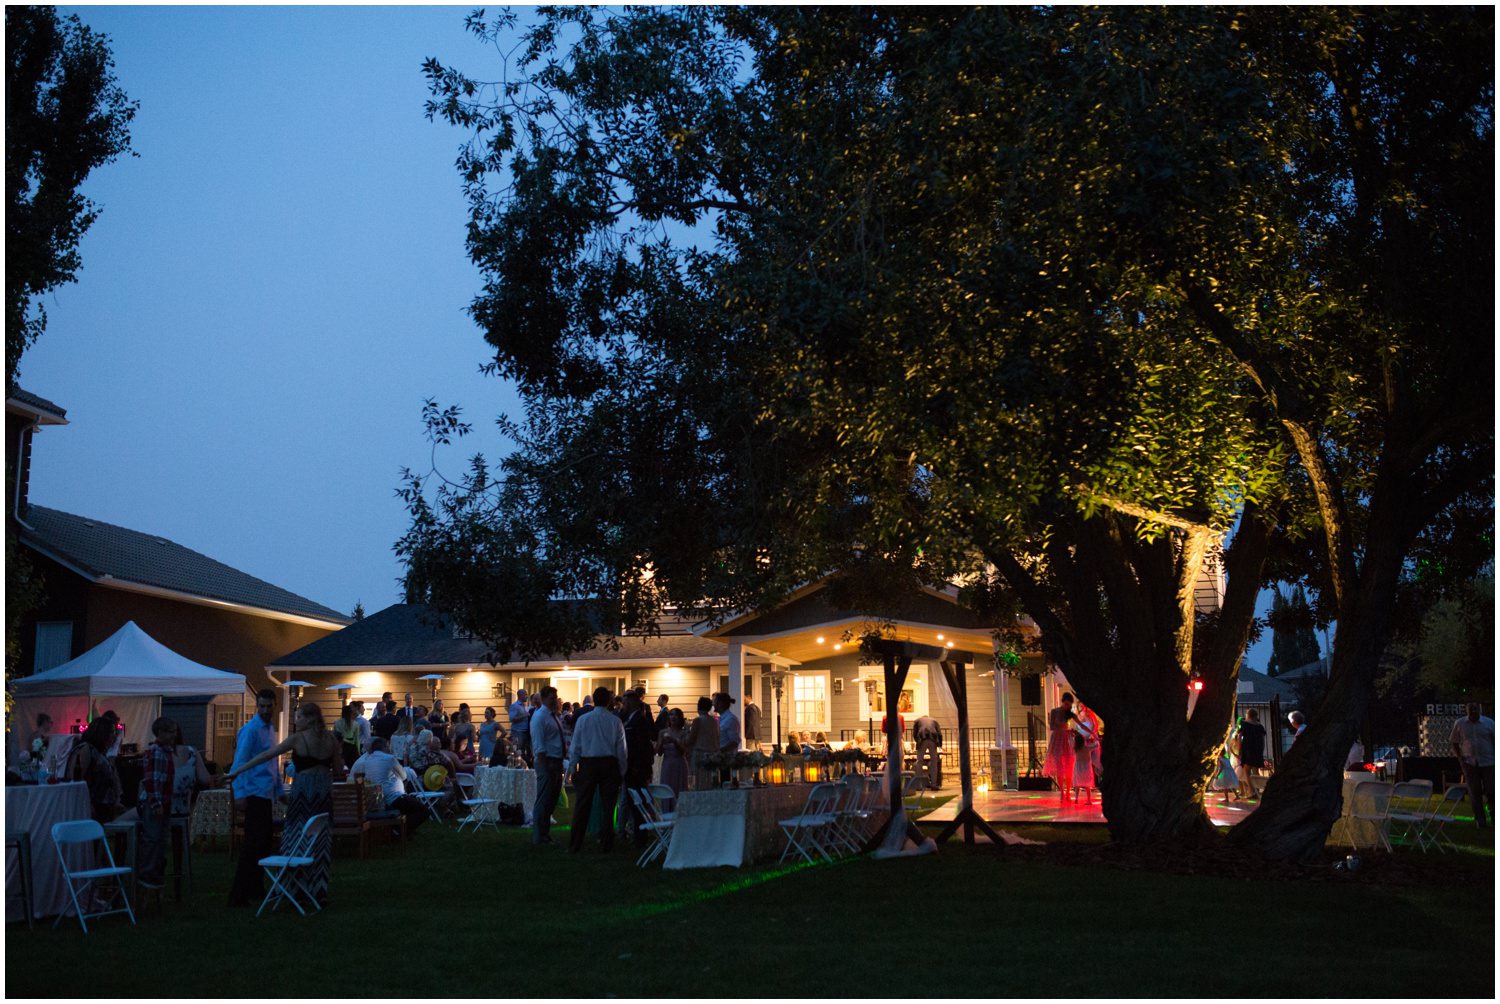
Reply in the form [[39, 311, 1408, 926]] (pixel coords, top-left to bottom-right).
[[1230, 534, 1405, 861], [1098, 701, 1220, 844]]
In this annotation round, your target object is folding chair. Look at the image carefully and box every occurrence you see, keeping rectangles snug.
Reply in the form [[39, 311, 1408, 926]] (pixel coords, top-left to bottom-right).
[[1345, 780, 1395, 852], [627, 788, 674, 867], [778, 783, 840, 864], [405, 767, 448, 824], [52, 820, 136, 933], [455, 772, 500, 833], [1386, 780, 1434, 847], [1418, 785, 1468, 853], [830, 775, 873, 854], [646, 783, 678, 821], [257, 813, 329, 917]]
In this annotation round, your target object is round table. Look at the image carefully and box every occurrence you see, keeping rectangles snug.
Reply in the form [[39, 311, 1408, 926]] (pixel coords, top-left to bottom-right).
[[474, 766, 536, 823], [6, 781, 92, 921]]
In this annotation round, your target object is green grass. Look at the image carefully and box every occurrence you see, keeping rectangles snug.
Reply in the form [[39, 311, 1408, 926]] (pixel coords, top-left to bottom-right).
[[7, 819, 1493, 998]]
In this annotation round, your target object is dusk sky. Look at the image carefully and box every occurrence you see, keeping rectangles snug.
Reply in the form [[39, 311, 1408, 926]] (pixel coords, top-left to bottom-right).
[[24, 6, 1287, 670]]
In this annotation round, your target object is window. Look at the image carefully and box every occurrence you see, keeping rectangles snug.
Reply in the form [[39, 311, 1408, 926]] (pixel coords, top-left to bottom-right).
[[33, 622, 72, 672], [791, 672, 830, 731]]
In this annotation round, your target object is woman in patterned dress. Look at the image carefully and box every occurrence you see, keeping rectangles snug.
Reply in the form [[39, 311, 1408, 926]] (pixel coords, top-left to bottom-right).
[[655, 708, 690, 797], [225, 701, 342, 905]]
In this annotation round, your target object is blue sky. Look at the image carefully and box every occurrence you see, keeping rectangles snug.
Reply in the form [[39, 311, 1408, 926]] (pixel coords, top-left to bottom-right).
[[27, 6, 519, 617], [25, 6, 1288, 670]]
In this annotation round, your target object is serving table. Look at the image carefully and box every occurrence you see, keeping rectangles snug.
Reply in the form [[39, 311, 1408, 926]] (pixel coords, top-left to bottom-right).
[[6, 781, 91, 921], [663, 784, 813, 870]]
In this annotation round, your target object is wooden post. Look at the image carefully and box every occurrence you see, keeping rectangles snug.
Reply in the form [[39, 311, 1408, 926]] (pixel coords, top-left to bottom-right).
[[934, 655, 1003, 847], [861, 638, 929, 853]]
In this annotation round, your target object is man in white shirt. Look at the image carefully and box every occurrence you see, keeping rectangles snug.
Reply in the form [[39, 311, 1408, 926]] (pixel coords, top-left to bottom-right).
[[714, 692, 741, 786], [350, 736, 428, 833], [1450, 704, 1494, 828], [529, 687, 567, 845], [566, 686, 627, 853], [352, 701, 372, 753]]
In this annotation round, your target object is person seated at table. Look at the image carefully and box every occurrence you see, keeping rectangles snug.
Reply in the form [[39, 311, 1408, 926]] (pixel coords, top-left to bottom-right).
[[783, 734, 802, 755], [350, 737, 426, 834], [811, 731, 833, 752], [846, 730, 871, 752], [451, 708, 477, 763], [67, 717, 123, 823], [412, 730, 459, 813]]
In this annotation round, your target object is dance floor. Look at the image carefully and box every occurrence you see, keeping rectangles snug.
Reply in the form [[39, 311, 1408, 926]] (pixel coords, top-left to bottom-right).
[[918, 786, 1256, 827]]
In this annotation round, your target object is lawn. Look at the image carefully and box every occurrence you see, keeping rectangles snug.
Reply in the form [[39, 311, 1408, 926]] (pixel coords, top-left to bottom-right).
[[6, 816, 1493, 998]]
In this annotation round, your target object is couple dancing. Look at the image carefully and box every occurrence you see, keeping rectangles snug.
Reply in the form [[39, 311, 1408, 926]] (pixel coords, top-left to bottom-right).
[[1043, 691, 1102, 804]]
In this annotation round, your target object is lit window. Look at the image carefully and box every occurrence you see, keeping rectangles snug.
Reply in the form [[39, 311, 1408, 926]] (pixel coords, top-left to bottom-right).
[[792, 673, 829, 730]]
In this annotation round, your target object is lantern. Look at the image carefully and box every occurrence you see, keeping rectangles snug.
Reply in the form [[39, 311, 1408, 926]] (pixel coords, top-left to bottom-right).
[[803, 757, 824, 783], [768, 747, 788, 786]]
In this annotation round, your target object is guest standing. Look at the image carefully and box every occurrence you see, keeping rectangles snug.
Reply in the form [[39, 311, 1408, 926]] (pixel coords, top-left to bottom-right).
[[352, 701, 372, 755], [686, 697, 720, 790], [1236, 709, 1267, 800], [427, 700, 451, 749], [479, 707, 501, 761], [653, 694, 672, 737], [743, 693, 761, 746], [530, 687, 567, 845], [226, 689, 280, 907], [1043, 692, 1079, 803], [509, 689, 532, 767], [1450, 703, 1495, 829], [335, 705, 362, 769], [620, 691, 656, 845], [170, 722, 211, 816], [566, 686, 627, 853], [225, 699, 343, 906], [136, 717, 178, 890], [66, 717, 123, 824], [655, 709, 689, 797], [912, 715, 943, 790]]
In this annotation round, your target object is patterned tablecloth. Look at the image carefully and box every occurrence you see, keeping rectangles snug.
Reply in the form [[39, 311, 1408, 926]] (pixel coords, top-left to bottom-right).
[[663, 784, 814, 869], [6, 781, 92, 921], [1331, 775, 1393, 848], [474, 766, 537, 823], [190, 787, 286, 842]]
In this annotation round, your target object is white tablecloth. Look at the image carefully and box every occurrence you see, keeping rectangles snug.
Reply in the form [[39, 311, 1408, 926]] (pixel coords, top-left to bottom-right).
[[6, 781, 92, 921], [1331, 776, 1389, 847], [474, 767, 536, 823], [663, 785, 811, 869]]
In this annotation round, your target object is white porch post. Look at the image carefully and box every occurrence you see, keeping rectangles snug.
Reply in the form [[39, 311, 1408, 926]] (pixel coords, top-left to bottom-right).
[[728, 642, 746, 750], [995, 667, 1012, 748]]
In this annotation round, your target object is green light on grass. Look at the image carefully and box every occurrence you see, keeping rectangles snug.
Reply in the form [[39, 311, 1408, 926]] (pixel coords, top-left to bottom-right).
[[608, 858, 840, 922]]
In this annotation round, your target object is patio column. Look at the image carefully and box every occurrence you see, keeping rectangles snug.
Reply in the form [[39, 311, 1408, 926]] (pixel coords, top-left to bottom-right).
[[727, 642, 745, 750], [993, 663, 1015, 790]]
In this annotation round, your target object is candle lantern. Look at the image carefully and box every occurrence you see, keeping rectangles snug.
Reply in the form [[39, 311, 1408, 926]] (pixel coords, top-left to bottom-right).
[[803, 756, 824, 784], [768, 746, 788, 785]]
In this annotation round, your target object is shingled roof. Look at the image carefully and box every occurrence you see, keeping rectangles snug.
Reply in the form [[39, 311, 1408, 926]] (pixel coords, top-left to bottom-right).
[[272, 602, 729, 668], [6, 385, 68, 424], [20, 505, 349, 625]]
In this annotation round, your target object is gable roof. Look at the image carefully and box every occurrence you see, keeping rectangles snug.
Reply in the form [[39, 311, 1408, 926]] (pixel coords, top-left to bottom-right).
[[6, 385, 68, 425], [272, 602, 728, 668], [19, 505, 349, 627]]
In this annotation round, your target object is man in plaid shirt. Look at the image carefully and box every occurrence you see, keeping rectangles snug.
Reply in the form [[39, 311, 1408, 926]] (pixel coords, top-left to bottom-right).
[[137, 717, 178, 890]]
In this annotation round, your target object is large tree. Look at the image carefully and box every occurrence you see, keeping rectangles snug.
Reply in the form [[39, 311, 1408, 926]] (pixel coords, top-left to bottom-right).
[[6, 5, 136, 383], [407, 8, 1491, 854]]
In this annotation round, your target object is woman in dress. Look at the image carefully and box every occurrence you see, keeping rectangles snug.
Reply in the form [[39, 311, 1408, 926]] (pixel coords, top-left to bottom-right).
[[67, 717, 123, 823], [478, 707, 501, 761], [451, 708, 477, 763], [334, 704, 362, 769], [1071, 705, 1099, 804], [224, 701, 342, 906], [1043, 692, 1079, 803], [685, 697, 720, 790], [426, 700, 450, 749], [655, 708, 690, 796], [169, 722, 212, 818]]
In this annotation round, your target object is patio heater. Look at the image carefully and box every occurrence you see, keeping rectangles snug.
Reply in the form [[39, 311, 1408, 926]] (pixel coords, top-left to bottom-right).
[[863, 678, 878, 750], [763, 666, 788, 749], [418, 673, 448, 707], [282, 680, 315, 715], [326, 683, 356, 710]]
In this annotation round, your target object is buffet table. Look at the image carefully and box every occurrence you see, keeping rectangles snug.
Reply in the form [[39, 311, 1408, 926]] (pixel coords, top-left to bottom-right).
[[6, 781, 92, 921], [474, 766, 536, 823], [663, 784, 812, 870]]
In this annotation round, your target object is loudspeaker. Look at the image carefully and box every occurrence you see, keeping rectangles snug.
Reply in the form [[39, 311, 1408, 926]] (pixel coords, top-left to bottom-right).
[[1020, 674, 1042, 706]]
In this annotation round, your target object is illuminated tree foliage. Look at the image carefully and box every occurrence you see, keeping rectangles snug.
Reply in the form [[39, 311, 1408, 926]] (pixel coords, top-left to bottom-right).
[[405, 8, 1491, 853]]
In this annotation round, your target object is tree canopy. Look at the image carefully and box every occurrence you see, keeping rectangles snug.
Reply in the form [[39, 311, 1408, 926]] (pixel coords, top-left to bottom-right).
[[406, 7, 1492, 855], [6, 5, 136, 383]]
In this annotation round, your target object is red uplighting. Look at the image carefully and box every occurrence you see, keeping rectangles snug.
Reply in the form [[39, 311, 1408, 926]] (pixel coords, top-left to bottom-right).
[[1191, 680, 1204, 691]]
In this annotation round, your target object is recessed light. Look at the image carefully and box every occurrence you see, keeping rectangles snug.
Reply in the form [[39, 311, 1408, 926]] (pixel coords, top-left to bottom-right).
[[816, 636, 825, 644], [833, 644, 843, 651]]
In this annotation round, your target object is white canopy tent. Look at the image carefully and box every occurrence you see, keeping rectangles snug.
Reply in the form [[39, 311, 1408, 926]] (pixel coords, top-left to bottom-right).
[[12, 621, 247, 770]]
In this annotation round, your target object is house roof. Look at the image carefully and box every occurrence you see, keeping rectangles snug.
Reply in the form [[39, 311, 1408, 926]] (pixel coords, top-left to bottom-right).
[[6, 385, 68, 425], [271, 602, 730, 669], [19, 505, 349, 627], [1234, 665, 1301, 704]]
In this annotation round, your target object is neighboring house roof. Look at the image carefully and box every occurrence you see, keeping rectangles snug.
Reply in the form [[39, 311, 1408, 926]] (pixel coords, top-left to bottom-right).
[[18, 505, 349, 627], [1235, 665, 1301, 704], [6, 385, 68, 425], [271, 602, 729, 669]]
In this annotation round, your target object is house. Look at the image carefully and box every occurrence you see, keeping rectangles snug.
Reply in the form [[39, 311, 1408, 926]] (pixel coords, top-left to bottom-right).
[[7, 385, 350, 763]]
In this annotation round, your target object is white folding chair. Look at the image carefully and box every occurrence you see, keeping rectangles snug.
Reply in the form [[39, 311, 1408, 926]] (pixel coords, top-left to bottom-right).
[[646, 783, 678, 821], [627, 788, 674, 867], [1386, 780, 1433, 847], [455, 773, 500, 833], [1418, 785, 1468, 853], [257, 813, 328, 917], [52, 820, 135, 933], [778, 783, 840, 864], [405, 766, 448, 823], [832, 775, 875, 852], [1345, 780, 1395, 852]]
